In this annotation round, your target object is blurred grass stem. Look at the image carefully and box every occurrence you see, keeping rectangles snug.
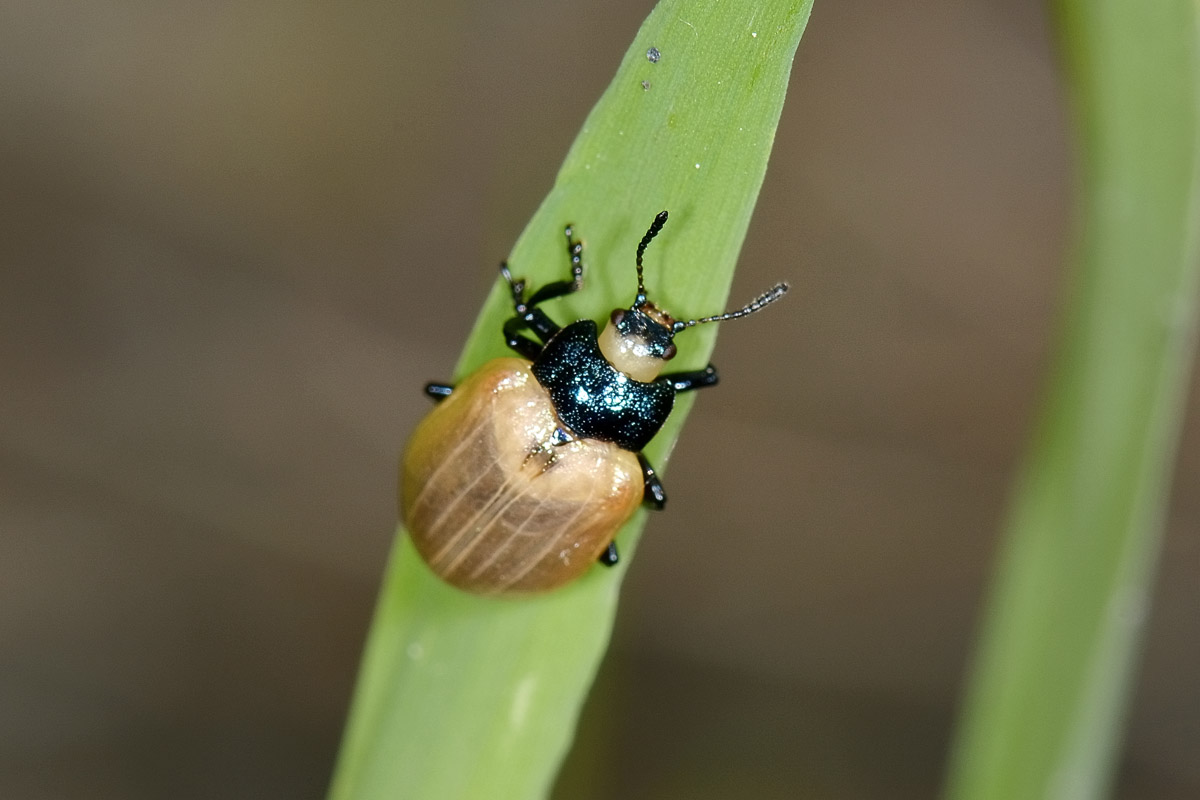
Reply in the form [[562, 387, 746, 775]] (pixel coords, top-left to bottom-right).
[[945, 1, 1200, 798]]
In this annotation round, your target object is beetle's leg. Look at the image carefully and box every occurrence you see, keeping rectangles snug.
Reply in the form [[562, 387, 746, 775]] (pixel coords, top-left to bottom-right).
[[525, 308, 563, 343], [424, 382, 454, 402], [638, 452, 667, 509], [503, 317, 545, 360], [659, 364, 719, 393], [499, 225, 584, 312], [500, 261, 529, 313], [598, 541, 620, 567], [526, 224, 585, 307], [503, 310, 561, 355], [497, 221, 582, 356], [500, 259, 564, 354]]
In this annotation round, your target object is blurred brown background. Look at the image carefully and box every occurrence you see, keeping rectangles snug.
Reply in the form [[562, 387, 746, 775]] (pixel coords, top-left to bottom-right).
[[1, 1, 1197, 798]]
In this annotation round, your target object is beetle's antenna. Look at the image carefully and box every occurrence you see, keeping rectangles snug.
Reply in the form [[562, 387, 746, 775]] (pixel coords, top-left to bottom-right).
[[671, 282, 790, 332], [635, 210, 669, 306]]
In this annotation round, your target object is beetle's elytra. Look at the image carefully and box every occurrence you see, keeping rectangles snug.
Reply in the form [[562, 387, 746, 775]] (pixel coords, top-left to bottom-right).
[[401, 211, 787, 595]]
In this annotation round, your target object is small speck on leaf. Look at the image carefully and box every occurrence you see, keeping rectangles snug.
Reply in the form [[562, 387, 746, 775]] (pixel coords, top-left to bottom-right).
[[641, 80, 651, 90], [646, 46, 661, 63]]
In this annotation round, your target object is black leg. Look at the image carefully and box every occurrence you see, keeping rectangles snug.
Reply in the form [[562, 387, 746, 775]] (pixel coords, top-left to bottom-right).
[[598, 541, 619, 567], [503, 318, 545, 360], [500, 263, 566, 357], [638, 452, 666, 509], [524, 308, 563, 343], [502, 306, 563, 355], [527, 224, 585, 306], [660, 364, 719, 393], [499, 261, 527, 314], [498, 224, 587, 357], [424, 383, 454, 402]]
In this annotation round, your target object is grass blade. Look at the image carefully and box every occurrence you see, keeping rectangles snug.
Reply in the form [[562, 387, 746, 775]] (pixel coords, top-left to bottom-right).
[[944, 1, 1200, 798], [328, 1, 813, 798]]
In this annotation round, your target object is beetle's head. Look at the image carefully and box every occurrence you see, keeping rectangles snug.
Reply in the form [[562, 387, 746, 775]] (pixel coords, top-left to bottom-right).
[[597, 210, 790, 382], [598, 303, 678, 382]]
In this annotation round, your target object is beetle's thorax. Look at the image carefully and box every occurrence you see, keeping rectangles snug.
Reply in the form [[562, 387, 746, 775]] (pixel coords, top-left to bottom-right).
[[531, 320, 675, 452], [597, 305, 678, 382]]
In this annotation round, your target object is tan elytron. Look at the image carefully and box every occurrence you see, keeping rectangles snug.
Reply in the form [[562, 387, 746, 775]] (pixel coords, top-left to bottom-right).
[[401, 358, 643, 594]]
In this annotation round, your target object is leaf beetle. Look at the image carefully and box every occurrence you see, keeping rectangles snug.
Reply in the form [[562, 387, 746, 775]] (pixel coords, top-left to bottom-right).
[[400, 211, 787, 594]]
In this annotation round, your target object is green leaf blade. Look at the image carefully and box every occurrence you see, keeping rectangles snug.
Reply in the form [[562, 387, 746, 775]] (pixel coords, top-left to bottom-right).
[[329, 1, 813, 799]]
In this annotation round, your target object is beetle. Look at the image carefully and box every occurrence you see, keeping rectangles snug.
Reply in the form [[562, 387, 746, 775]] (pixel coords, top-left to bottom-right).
[[400, 210, 787, 594]]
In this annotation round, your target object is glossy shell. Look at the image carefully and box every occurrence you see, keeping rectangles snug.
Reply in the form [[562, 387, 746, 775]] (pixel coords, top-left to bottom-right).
[[400, 358, 644, 594]]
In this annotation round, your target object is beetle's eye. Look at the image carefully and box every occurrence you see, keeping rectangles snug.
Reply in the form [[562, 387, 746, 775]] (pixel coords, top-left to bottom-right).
[[610, 309, 625, 326], [662, 343, 677, 361]]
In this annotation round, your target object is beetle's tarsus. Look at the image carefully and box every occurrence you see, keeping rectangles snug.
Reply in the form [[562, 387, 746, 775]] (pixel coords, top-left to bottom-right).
[[424, 383, 454, 402], [598, 541, 619, 566], [662, 364, 719, 393], [525, 224, 586, 307], [638, 452, 667, 510], [500, 262, 529, 314]]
